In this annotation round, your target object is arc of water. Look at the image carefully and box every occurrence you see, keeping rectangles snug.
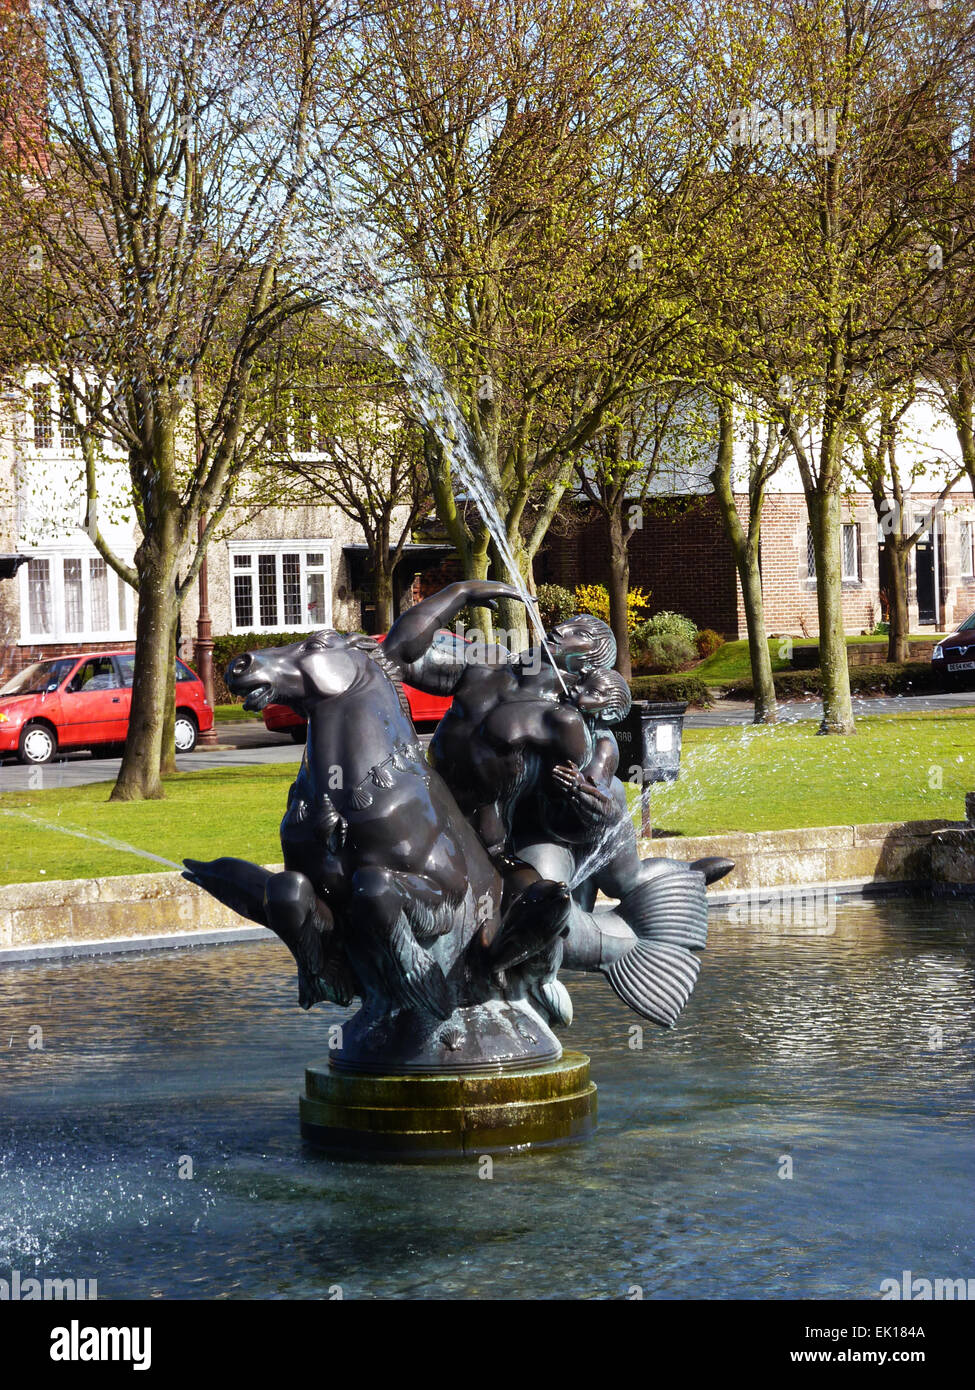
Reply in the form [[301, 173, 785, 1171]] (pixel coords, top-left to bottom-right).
[[289, 204, 569, 694], [0, 810, 183, 871]]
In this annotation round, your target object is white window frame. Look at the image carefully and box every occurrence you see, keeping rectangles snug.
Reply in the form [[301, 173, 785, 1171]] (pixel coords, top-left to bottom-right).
[[24, 371, 84, 456], [960, 519, 975, 580], [228, 540, 333, 634], [18, 545, 137, 644], [841, 522, 861, 582]]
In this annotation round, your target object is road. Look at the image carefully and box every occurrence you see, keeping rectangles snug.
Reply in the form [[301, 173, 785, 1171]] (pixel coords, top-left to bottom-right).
[[1, 690, 974, 793]]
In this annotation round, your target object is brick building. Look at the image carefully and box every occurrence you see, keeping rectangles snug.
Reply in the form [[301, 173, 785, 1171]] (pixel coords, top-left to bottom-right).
[[540, 400, 975, 639]]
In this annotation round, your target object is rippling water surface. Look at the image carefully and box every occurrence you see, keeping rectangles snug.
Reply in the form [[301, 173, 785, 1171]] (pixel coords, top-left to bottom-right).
[[1, 896, 973, 1300]]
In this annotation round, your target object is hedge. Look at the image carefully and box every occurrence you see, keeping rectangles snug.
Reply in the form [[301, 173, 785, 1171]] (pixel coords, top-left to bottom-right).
[[629, 673, 712, 706], [720, 661, 952, 701]]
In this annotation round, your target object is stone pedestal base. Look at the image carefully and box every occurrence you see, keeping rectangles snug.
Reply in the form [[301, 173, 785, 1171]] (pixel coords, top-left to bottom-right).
[[299, 1050, 596, 1160]]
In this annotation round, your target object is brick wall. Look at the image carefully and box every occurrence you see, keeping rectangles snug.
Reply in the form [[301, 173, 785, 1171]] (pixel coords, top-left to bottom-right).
[[0, 0, 48, 172], [536, 498, 742, 636], [537, 490, 975, 640], [747, 493, 975, 636]]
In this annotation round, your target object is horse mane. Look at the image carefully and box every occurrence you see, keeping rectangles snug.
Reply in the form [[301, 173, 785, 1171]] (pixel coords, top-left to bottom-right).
[[344, 633, 413, 719], [302, 629, 414, 719]]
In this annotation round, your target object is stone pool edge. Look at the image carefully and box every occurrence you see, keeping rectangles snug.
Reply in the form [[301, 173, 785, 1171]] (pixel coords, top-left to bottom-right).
[[2, 818, 974, 964]]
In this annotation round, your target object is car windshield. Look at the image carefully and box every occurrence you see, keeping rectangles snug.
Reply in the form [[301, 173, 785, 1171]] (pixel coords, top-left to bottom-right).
[[957, 612, 975, 633], [0, 657, 77, 696]]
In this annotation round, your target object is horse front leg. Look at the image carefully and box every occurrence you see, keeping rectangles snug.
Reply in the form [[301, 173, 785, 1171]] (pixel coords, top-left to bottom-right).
[[263, 870, 357, 1008], [346, 866, 453, 1020]]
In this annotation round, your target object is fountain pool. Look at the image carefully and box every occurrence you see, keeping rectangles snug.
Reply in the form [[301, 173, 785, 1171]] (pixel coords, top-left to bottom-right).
[[1, 894, 973, 1299]]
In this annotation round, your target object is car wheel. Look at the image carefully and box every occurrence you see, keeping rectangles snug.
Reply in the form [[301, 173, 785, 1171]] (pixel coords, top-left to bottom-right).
[[289, 727, 306, 744], [174, 712, 198, 754], [18, 722, 57, 765]]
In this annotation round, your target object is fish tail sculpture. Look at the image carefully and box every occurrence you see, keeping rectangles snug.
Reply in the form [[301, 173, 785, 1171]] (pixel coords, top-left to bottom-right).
[[600, 862, 709, 1028], [559, 855, 732, 1029]]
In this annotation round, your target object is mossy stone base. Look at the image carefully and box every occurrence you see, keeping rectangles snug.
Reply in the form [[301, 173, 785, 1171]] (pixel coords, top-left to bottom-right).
[[300, 1050, 596, 1160]]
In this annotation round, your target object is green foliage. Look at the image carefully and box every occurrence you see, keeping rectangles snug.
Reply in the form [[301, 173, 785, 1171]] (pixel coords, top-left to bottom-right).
[[535, 583, 576, 628], [695, 628, 725, 659], [636, 610, 698, 643], [629, 673, 712, 706], [637, 632, 697, 672]]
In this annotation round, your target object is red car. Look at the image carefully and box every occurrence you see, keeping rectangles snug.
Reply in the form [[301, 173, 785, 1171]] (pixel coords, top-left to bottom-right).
[[263, 629, 466, 742], [0, 650, 214, 765]]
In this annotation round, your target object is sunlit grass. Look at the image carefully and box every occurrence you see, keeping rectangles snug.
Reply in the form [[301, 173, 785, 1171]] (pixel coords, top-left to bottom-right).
[[693, 635, 943, 684], [0, 710, 971, 884], [645, 710, 973, 837], [0, 765, 289, 885]]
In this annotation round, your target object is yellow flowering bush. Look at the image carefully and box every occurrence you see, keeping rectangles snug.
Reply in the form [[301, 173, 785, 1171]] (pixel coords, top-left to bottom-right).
[[572, 583, 651, 633]]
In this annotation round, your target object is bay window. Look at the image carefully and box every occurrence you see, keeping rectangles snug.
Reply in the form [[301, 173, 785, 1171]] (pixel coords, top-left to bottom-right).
[[21, 552, 135, 642]]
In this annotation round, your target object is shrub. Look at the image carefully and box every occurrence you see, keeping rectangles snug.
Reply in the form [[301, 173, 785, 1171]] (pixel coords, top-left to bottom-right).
[[636, 609, 698, 643], [638, 633, 697, 673], [719, 660, 949, 701], [573, 583, 651, 633], [629, 673, 711, 706], [695, 628, 725, 659], [535, 583, 576, 629]]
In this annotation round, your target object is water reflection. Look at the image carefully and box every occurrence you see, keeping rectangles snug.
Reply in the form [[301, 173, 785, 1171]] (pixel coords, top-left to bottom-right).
[[1, 896, 973, 1299]]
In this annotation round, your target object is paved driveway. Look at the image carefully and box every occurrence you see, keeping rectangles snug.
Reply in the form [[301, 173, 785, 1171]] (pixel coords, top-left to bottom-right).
[[688, 690, 975, 727]]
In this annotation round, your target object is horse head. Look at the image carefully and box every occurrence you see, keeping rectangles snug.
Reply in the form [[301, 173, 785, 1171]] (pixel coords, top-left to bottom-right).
[[226, 630, 405, 716]]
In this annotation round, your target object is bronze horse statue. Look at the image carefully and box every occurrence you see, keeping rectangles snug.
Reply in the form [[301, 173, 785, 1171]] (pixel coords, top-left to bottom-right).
[[183, 602, 572, 1073]]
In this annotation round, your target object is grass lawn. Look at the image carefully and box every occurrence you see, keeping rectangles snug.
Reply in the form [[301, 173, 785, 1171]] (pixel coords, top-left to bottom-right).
[[0, 765, 287, 885], [693, 634, 943, 684], [213, 703, 262, 723], [648, 710, 973, 837], [0, 711, 971, 884]]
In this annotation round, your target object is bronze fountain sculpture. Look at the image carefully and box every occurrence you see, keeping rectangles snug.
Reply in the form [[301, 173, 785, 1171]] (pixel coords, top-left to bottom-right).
[[184, 580, 732, 1157]]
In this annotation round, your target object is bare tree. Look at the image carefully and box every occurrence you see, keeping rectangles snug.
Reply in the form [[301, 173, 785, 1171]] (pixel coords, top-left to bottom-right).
[[575, 383, 708, 682], [259, 349, 432, 632], [710, 395, 787, 723], [851, 384, 962, 660], [0, 0, 350, 798], [695, 0, 975, 733]]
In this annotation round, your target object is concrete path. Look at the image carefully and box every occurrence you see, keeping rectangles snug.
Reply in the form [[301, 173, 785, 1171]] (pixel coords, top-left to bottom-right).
[[1, 692, 973, 792], [688, 690, 975, 728]]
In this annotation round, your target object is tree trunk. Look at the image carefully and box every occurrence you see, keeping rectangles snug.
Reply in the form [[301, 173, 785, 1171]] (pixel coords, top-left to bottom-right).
[[373, 564, 394, 632], [739, 544, 776, 723], [110, 554, 179, 800], [808, 489, 855, 734], [884, 535, 910, 664], [160, 619, 178, 776], [489, 538, 531, 654], [606, 506, 632, 681], [710, 402, 777, 722]]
